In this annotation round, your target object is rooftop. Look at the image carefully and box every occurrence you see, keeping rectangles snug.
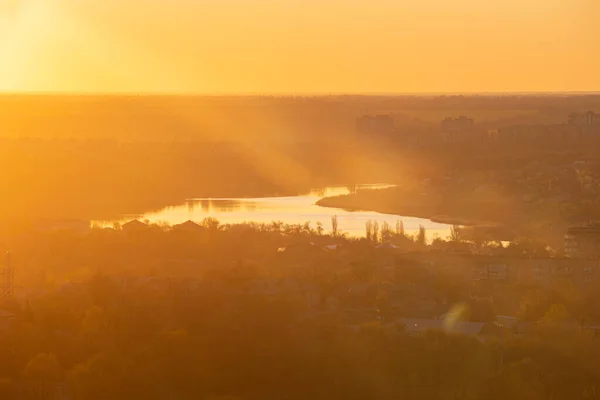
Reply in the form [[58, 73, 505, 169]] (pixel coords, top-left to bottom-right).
[[567, 225, 600, 234]]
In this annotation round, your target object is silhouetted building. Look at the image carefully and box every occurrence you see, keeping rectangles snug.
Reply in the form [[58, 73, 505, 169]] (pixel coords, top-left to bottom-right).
[[568, 111, 600, 127], [567, 111, 600, 137], [442, 116, 474, 130], [0, 252, 13, 300], [474, 261, 509, 281], [0, 310, 15, 333], [172, 220, 206, 233], [356, 115, 395, 136], [122, 220, 149, 233], [498, 124, 579, 142], [486, 129, 499, 141], [440, 116, 475, 141], [565, 224, 600, 259], [399, 252, 597, 286]]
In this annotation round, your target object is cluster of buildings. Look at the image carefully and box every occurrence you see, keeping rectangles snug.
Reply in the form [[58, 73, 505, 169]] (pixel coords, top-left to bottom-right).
[[276, 240, 600, 288], [356, 111, 600, 144], [391, 251, 598, 287], [488, 124, 581, 142], [440, 116, 475, 141], [356, 114, 396, 136], [479, 111, 600, 143], [568, 111, 600, 127], [565, 223, 600, 259], [461, 111, 600, 143], [29, 219, 209, 235]]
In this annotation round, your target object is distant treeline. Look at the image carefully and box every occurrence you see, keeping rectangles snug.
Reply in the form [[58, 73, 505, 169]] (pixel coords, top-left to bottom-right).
[[1, 94, 600, 141]]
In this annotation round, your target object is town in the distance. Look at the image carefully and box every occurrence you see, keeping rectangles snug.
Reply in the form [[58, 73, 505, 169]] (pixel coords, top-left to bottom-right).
[[2, 94, 600, 399]]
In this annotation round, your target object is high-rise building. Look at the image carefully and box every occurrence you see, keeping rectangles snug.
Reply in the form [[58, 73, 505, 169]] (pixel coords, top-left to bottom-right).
[[568, 111, 600, 126], [440, 116, 475, 141], [565, 224, 600, 259], [356, 115, 395, 135], [0, 252, 13, 299]]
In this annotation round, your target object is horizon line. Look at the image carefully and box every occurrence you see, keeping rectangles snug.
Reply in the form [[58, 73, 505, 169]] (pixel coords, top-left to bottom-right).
[[0, 90, 600, 97]]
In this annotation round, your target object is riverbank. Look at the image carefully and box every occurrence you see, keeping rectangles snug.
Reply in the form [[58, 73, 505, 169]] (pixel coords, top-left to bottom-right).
[[316, 187, 504, 227], [315, 186, 557, 242]]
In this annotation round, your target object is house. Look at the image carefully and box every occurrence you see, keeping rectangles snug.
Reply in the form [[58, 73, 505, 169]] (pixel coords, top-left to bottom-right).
[[122, 220, 149, 233], [474, 261, 510, 281], [323, 244, 341, 252], [376, 243, 400, 250], [565, 224, 600, 259], [172, 220, 206, 233], [487, 129, 500, 141]]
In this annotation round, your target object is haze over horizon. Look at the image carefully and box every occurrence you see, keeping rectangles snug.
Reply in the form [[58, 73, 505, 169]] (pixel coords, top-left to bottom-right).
[[0, 0, 598, 94]]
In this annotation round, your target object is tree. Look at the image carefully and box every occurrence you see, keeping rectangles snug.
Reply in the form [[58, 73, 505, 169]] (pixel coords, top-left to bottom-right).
[[152, 330, 199, 397], [449, 225, 462, 242], [269, 221, 283, 234], [376, 290, 391, 320], [416, 225, 426, 246], [0, 378, 14, 400], [82, 306, 108, 335], [202, 217, 221, 231], [372, 222, 380, 244], [365, 220, 373, 242], [315, 221, 324, 236], [351, 261, 376, 283], [498, 359, 545, 400], [68, 353, 134, 400], [468, 297, 496, 322], [396, 220, 405, 237], [24, 353, 63, 383], [331, 215, 339, 237], [542, 303, 570, 325], [518, 290, 550, 322], [460, 227, 488, 253], [23, 353, 63, 399], [89, 274, 120, 309], [381, 221, 392, 242], [510, 237, 551, 257]]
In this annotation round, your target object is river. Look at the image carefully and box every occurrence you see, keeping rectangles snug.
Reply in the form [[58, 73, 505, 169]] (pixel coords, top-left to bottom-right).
[[95, 184, 452, 239]]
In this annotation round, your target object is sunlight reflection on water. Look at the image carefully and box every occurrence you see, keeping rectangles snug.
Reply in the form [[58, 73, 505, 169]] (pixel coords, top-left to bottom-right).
[[95, 184, 452, 238]]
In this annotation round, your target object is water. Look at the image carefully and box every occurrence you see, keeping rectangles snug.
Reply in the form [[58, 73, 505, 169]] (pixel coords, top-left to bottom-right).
[[95, 184, 452, 239]]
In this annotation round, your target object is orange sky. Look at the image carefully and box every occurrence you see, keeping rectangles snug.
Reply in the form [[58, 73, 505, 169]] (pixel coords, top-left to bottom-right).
[[0, 0, 598, 94]]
